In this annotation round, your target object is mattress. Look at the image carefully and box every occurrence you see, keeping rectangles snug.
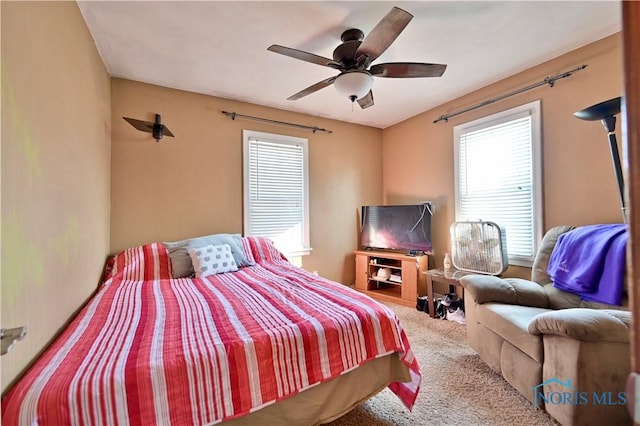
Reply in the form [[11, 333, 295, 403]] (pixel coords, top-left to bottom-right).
[[1, 236, 420, 425]]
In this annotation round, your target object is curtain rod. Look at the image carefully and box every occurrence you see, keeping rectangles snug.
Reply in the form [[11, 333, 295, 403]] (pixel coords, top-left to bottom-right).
[[433, 64, 587, 124], [221, 111, 333, 134]]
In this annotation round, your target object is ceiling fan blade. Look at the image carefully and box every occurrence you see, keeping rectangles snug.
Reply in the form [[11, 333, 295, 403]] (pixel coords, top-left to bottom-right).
[[123, 117, 154, 133], [356, 7, 413, 66], [288, 76, 338, 101], [370, 62, 447, 78], [268, 45, 343, 70], [357, 90, 374, 109]]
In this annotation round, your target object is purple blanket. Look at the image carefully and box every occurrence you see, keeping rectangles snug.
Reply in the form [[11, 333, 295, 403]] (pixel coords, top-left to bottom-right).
[[547, 224, 627, 305]]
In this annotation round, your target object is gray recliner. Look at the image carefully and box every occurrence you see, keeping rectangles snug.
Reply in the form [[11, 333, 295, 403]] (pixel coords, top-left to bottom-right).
[[460, 225, 631, 425]]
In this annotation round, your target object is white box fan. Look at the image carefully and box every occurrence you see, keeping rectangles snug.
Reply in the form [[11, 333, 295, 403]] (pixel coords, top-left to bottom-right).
[[450, 221, 508, 275]]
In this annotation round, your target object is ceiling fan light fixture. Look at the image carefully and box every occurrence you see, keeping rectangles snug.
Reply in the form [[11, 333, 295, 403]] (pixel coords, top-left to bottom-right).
[[334, 71, 373, 102]]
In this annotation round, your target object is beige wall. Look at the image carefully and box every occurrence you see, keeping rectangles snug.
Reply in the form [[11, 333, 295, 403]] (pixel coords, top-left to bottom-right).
[[383, 34, 623, 277], [1, 2, 111, 392], [110, 79, 383, 284]]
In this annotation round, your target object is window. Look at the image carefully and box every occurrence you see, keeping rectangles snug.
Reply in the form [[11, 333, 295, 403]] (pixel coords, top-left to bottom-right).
[[243, 130, 311, 256], [454, 100, 542, 266]]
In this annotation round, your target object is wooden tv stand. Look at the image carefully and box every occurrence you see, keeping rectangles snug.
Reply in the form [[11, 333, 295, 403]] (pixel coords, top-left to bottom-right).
[[354, 250, 428, 307]]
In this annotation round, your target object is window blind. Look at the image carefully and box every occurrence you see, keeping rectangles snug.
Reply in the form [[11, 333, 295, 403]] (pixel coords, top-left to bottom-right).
[[454, 101, 542, 265], [243, 131, 310, 256]]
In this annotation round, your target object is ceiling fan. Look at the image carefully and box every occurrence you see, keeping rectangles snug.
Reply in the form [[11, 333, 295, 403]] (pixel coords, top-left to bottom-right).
[[122, 114, 174, 141], [267, 6, 447, 109]]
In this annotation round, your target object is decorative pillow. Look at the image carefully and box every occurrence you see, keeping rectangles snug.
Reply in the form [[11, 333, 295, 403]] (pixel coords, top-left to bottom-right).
[[162, 233, 254, 278], [188, 244, 238, 278]]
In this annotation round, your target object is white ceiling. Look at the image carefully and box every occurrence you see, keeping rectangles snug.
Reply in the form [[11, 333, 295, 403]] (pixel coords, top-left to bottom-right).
[[78, 1, 621, 129]]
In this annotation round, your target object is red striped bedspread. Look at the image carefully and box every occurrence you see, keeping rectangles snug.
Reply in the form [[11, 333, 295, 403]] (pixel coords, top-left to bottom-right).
[[2, 237, 421, 425]]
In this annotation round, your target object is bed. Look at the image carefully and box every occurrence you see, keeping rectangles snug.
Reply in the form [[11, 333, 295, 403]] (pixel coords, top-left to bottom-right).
[[1, 235, 421, 425]]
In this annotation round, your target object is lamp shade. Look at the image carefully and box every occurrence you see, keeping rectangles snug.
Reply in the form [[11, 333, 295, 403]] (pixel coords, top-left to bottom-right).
[[334, 71, 373, 101], [574, 97, 621, 122], [574, 97, 621, 133]]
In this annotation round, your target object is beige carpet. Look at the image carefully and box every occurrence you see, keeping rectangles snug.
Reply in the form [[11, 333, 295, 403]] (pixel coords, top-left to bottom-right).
[[327, 302, 557, 426]]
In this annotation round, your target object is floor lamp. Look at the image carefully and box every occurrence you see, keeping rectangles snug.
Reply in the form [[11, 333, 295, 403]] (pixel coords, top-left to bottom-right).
[[574, 96, 626, 223]]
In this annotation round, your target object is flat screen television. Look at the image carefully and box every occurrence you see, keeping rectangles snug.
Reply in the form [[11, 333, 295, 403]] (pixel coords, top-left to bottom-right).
[[360, 203, 433, 254]]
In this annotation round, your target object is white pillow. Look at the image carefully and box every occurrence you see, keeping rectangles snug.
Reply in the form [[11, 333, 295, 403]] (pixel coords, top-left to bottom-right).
[[188, 244, 238, 278]]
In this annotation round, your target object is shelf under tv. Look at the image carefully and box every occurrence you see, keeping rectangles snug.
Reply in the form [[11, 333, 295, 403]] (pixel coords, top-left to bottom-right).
[[354, 250, 428, 307], [371, 277, 402, 286]]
